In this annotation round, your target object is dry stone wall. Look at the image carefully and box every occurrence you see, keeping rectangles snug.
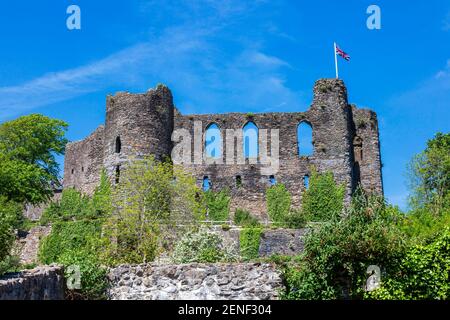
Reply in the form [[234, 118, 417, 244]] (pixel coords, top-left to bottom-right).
[[108, 263, 283, 300], [0, 265, 64, 300]]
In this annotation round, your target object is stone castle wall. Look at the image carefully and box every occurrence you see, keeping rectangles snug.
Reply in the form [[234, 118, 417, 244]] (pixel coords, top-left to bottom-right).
[[63, 79, 383, 218], [107, 263, 283, 300], [0, 265, 65, 300]]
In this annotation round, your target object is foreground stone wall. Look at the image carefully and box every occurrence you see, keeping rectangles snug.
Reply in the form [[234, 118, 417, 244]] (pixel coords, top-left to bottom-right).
[[108, 263, 283, 300], [0, 265, 64, 300]]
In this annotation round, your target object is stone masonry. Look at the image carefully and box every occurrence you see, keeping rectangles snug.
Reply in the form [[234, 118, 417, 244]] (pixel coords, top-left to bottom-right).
[[0, 265, 65, 300], [107, 263, 283, 300], [63, 79, 383, 218]]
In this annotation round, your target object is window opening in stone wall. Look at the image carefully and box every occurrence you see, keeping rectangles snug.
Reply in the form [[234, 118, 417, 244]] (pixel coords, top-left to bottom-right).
[[353, 136, 363, 163], [298, 122, 313, 156], [115, 165, 120, 184], [115, 136, 122, 153], [203, 176, 211, 192], [243, 121, 258, 159], [205, 123, 222, 158], [236, 175, 242, 188], [269, 175, 276, 186], [304, 175, 310, 189]]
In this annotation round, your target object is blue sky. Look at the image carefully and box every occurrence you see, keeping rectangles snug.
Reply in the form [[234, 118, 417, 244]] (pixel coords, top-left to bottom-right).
[[0, 0, 449, 210]]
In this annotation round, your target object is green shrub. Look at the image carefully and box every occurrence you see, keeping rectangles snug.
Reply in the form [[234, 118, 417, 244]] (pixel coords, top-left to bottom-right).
[[266, 184, 291, 224], [281, 191, 406, 299], [205, 190, 230, 222], [38, 220, 106, 299], [40, 172, 111, 225], [234, 209, 260, 227], [58, 249, 108, 300], [240, 228, 262, 261], [301, 169, 345, 221], [285, 209, 307, 229], [367, 228, 450, 300], [0, 196, 22, 267], [172, 227, 237, 263], [0, 255, 20, 276], [39, 220, 103, 264]]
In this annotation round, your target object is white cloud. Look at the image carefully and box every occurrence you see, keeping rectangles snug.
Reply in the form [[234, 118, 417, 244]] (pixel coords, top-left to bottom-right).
[[0, 0, 303, 120], [443, 11, 450, 31]]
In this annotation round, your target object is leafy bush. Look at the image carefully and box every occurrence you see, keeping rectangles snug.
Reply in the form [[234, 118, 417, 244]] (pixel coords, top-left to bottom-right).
[[172, 227, 237, 263], [205, 190, 230, 222], [58, 249, 108, 300], [281, 190, 406, 299], [301, 169, 345, 221], [39, 220, 103, 264], [240, 228, 262, 261], [266, 184, 291, 224], [234, 209, 260, 227], [284, 209, 307, 229], [367, 228, 450, 300], [38, 220, 106, 299], [0, 196, 22, 270]]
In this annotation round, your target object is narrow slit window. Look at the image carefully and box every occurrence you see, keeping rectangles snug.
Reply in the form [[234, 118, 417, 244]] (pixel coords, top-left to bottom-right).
[[236, 175, 242, 188], [115, 166, 120, 184], [202, 176, 211, 192], [115, 136, 122, 153], [304, 175, 310, 189]]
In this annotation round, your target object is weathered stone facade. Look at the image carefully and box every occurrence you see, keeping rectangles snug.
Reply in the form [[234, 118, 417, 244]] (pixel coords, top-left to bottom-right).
[[63, 79, 383, 217], [0, 265, 64, 300], [107, 263, 282, 300]]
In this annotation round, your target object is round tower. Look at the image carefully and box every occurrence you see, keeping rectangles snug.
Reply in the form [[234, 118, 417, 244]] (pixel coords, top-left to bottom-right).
[[103, 84, 174, 181]]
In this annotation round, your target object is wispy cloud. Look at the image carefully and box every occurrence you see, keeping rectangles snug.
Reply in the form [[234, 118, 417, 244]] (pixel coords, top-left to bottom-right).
[[0, 0, 302, 120], [443, 11, 450, 31]]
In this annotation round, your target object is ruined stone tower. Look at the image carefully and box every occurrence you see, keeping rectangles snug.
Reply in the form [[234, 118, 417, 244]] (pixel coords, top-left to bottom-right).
[[63, 79, 383, 218]]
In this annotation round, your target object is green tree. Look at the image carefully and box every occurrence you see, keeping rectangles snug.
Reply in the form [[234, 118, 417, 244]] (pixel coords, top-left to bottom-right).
[[408, 132, 450, 216], [101, 156, 204, 265], [301, 169, 345, 221], [0, 114, 68, 204]]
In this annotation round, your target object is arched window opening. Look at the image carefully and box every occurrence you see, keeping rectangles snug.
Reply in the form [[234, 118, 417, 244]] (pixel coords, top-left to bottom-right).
[[304, 175, 310, 189], [243, 121, 259, 159], [298, 122, 313, 156], [269, 175, 276, 186], [353, 136, 363, 163], [236, 175, 242, 188], [205, 123, 222, 158], [115, 136, 122, 154], [115, 166, 120, 184], [202, 176, 211, 192]]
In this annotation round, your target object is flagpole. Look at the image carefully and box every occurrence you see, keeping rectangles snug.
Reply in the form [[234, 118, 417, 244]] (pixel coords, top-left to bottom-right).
[[334, 42, 339, 79]]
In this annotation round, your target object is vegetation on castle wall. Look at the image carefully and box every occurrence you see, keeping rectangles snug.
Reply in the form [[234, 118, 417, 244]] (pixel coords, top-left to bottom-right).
[[205, 189, 230, 222], [234, 208, 260, 227], [240, 228, 262, 261], [301, 169, 345, 221], [172, 227, 238, 263], [266, 184, 291, 225]]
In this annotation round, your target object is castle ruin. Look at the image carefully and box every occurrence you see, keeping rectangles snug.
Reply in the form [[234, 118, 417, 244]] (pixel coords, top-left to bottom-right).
[[63, 78, 383, 218]]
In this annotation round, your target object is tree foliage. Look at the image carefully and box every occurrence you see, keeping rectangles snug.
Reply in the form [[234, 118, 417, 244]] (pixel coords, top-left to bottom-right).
[[205, 189, 230, 222], [100, 156, 204, 265], [0, 114, 68, 204]]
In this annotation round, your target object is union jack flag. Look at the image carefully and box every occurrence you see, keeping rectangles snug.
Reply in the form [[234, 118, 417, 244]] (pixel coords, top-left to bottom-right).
[[336, 45, 350, 61]]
